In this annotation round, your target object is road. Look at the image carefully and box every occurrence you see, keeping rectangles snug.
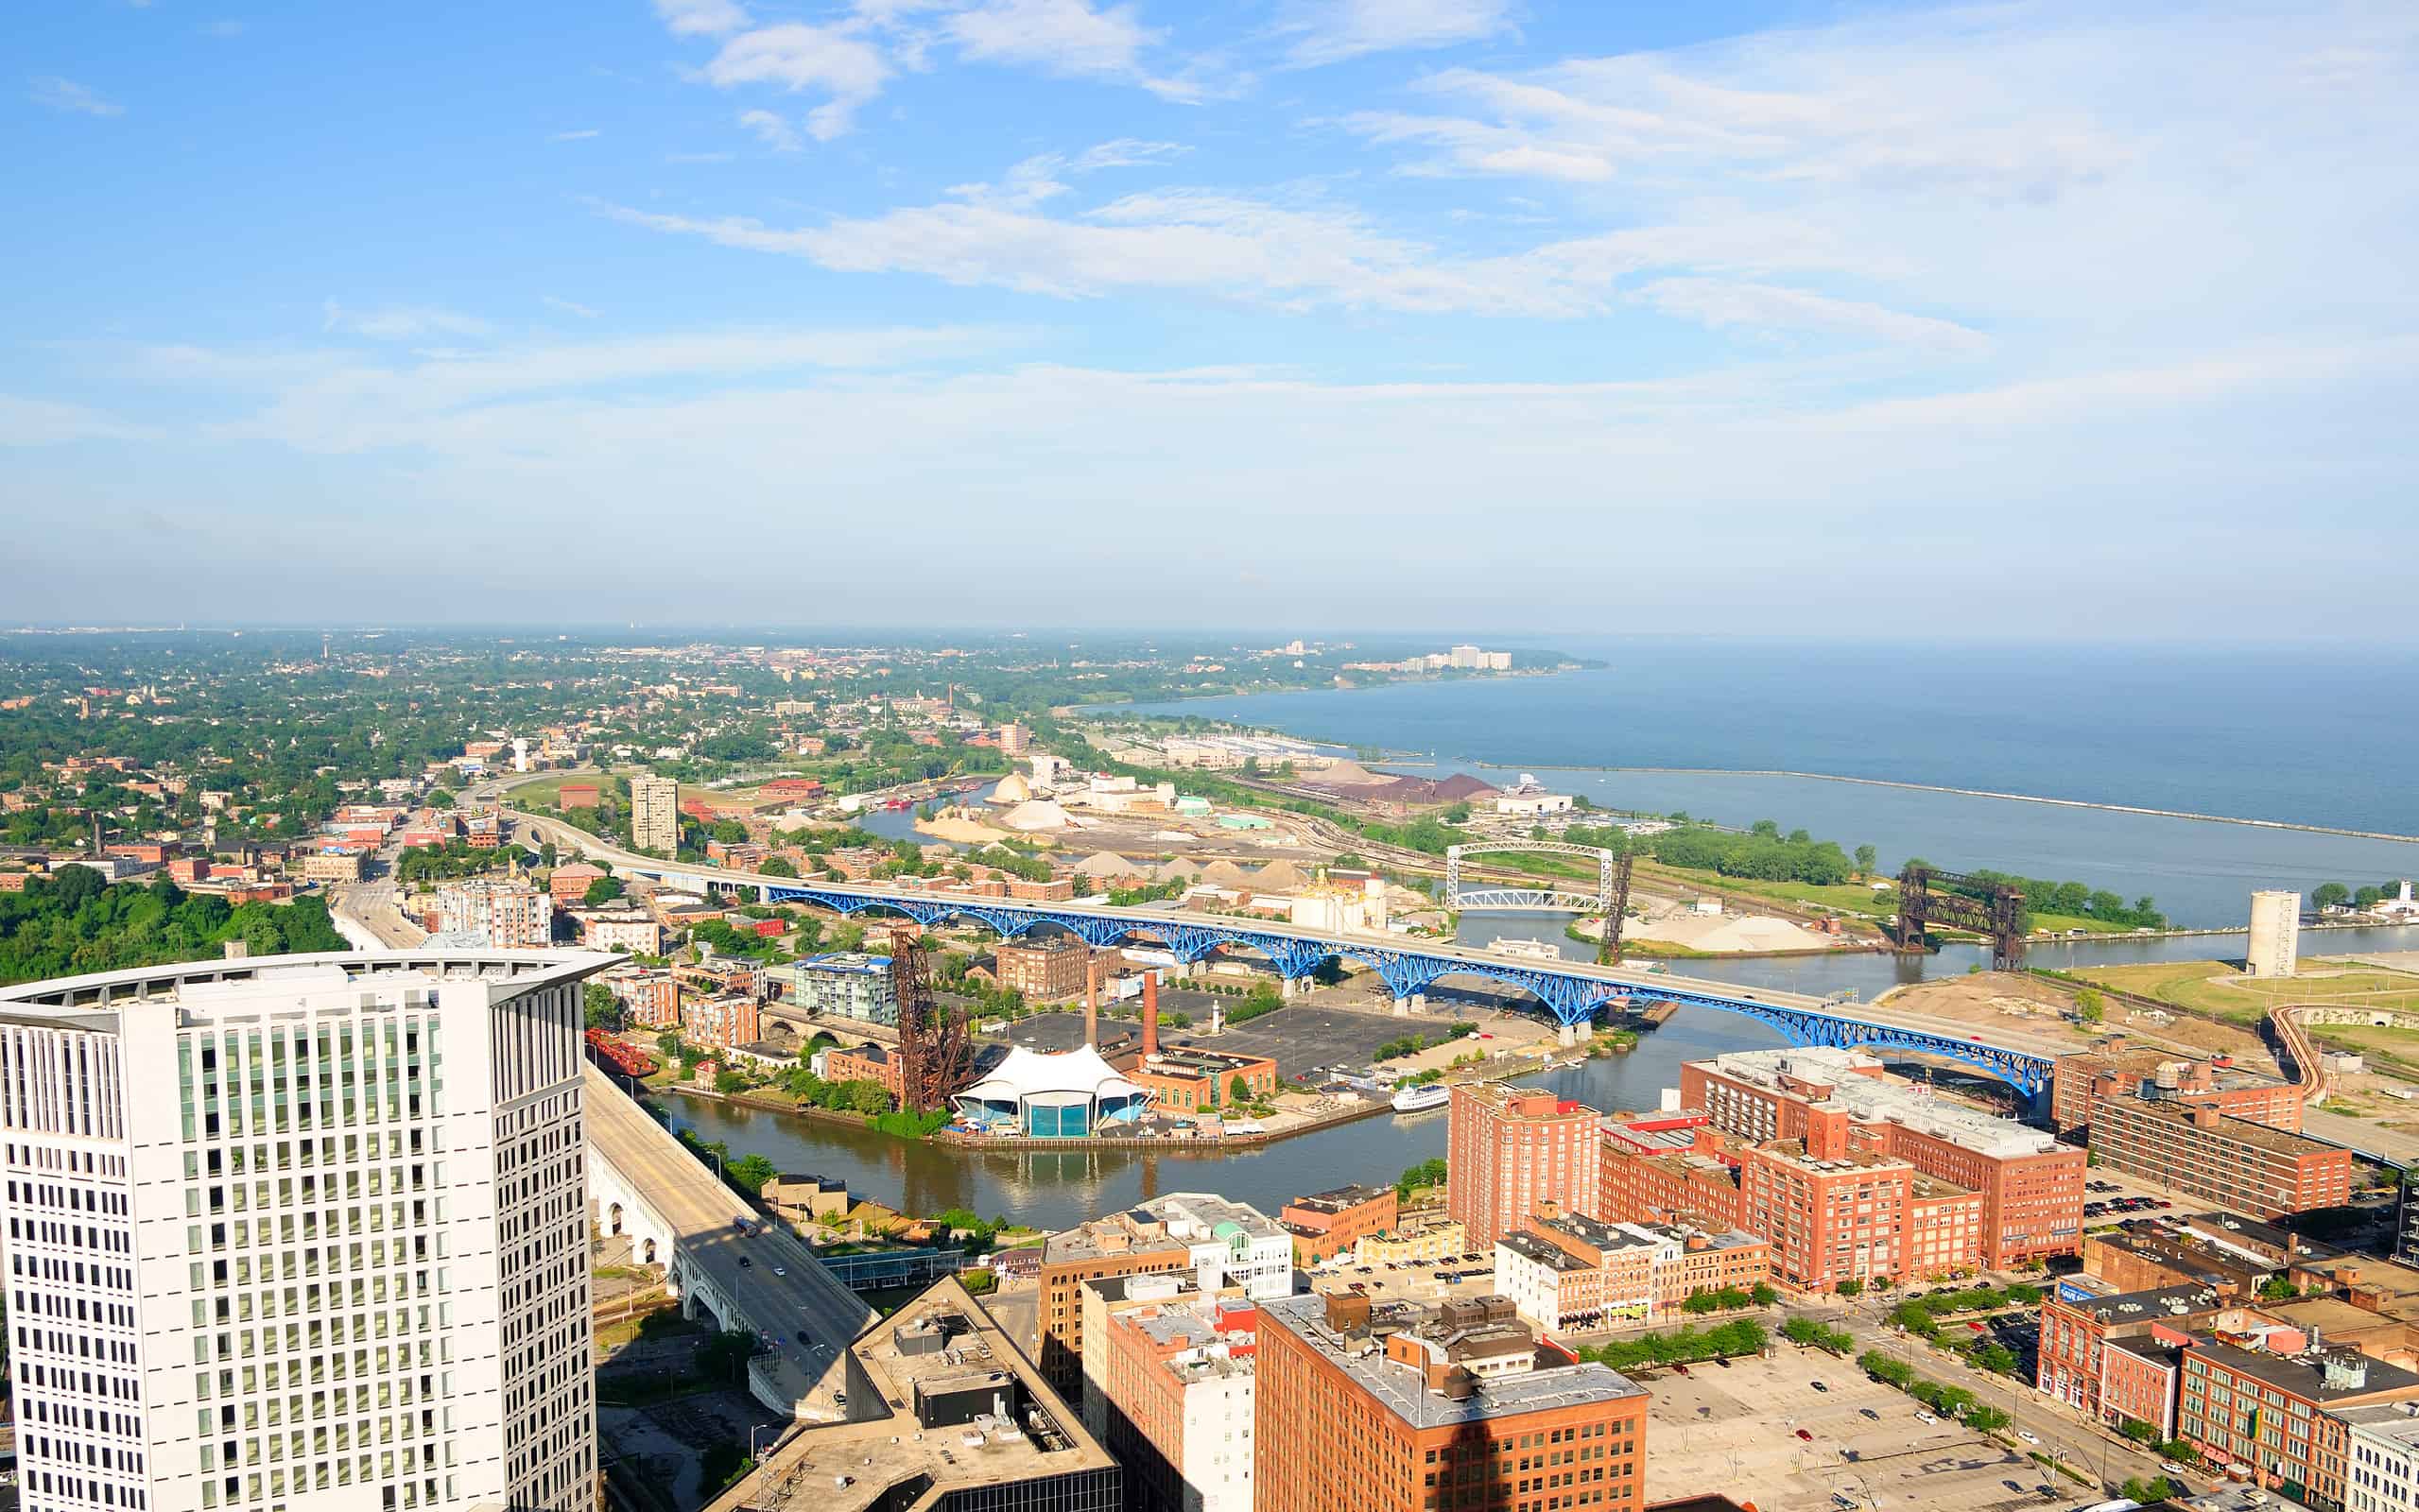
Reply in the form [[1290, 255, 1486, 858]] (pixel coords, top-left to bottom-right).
[[583, 1062, 875, 1416], [1813, 1297, 2185, 1500]]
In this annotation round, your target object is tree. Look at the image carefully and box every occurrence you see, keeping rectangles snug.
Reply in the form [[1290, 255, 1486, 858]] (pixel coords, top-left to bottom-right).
[[1855, 844, 1877, 877], [729, 1153, 778, 1191], [2118, 1418, 2159, 1445], [759, 855, 797, 877], [584, 875, 625, 905], [656, 1032, 682, 1059], [1836, 1278, 1863, 1297], [2314, 882, 2351, 910], [1750, 818, 1781, 839], [1230, 1074, 1253, 1105], [1396, 1158, 1448, 1200], [2075, 988, 2105, 1025], [583, 981, 620, 1030], [714, 1070, 747, 1095], [428, 789, 456, 809], [1751, 1281, 1779, 1307], [2357, 885, 2386, 908]]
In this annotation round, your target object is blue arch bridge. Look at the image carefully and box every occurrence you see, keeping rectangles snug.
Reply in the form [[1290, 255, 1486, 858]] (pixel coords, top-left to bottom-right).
[[609, 861, 2058, 1107]]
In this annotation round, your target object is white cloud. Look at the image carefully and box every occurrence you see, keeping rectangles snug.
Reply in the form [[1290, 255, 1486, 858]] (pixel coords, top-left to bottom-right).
[[1637, 278, 1989, 355], [1071, 137, 1185, 171], [0, 394, 152, 446], [542, 295, 600, 319], [736, 109, 803, 152], [1280, 0, 1513, 67], [700, 24, 890, 140], [946, 0, 1153, 77], [654, 0, 749, 38], [320, 301, 494, 341], [30, 77, 123, 117], [548, 128, 603, 141]]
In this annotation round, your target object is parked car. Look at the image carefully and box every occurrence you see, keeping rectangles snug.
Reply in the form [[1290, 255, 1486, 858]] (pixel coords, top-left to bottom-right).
[[1810, 1381, 1827, 1392], [1795, 1429, 1814, 1442], [1915, 1411, 1940, 1425], [2016, 1430, 2040, 1445]]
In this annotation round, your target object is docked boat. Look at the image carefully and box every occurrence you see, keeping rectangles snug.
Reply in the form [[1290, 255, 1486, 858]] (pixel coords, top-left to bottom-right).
[[1391, 1082, 1451, 1113]]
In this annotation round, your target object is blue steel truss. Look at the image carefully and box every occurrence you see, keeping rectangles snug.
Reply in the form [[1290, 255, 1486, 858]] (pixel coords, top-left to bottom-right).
[[658, 874, 2054, 1097]]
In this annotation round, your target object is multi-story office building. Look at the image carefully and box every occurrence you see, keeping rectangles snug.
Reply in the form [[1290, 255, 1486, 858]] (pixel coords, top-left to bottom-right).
[[2051, 1046, 2304, 1137], [765, 953, 899, 1025], [1039, 1195, 1290, 1401], [1279, 1184, 1398, 1266], [1683, 1050, 2083, 1267], [1088, 1275, 1257, 1512], [703, 1275, 1120, 1512], [2087, 1093, 2353, 1219], [678, 994, 759, 1052], [567, 907, 659, 956], [992, 936, 1093, 1003], [1253, 1292, 1648, 1512], [2179, 1334, 2419, 1504], [2342, 1403, 2419, 1512], [0, 949, 613, 1512], [2034, 1283, 2226, 1432], [1493, 1214, 1769, 1334], [433, 877, 553, 951], [630, 774, 680, 857], [598, 965, 678, 1028], [1448, 1083, 1602, 1249]]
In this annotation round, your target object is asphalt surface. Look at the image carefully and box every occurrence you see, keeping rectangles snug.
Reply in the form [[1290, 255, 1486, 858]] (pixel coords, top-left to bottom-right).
[[583, 1063, 875, 1417]]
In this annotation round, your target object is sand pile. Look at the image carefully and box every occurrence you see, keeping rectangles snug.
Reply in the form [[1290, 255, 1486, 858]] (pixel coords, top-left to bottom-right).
[[1628, 911, 1834, 953]]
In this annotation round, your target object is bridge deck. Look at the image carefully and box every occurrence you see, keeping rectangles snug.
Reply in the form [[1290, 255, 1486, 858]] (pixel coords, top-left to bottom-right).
[[517, 807, 2056, 1092], [583, 1064, 873, 1410]]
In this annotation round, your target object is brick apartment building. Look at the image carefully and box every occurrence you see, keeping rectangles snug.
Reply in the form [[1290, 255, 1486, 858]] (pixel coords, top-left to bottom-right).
[[680, 993, 761, 1051], [1281, 1183, 1400, 1265], [1683, 1049, 2083, 1267], [1092, 1280, 1259, 1512], [1128, 1044, 1280, 1115], [2180, 1332, 2419, 1503], [1449, 1083, 1603, 1249], [602, 966, 679, 1028], [2053, 1045, 2305, 1137], [1254, 1292, 1649, 1512], [2036, 1283, 2228, 1433], [547, 862, 605, 902], [2088, 1093, 2354, 1219], [994, 935, 1095, 1002], [819, 1041, 902, 1101], [435, 876, 554, 949]]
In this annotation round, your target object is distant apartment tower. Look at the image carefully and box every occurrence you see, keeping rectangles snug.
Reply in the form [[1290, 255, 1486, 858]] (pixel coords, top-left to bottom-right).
[[0, 949, 611, 1512], [1447, 1083, 1603, 1248], [631, 773, 681, 855], [2248, 889, 2302, 977], [435, 876, 554, 949], [1253, 1292, 1648, 1512]]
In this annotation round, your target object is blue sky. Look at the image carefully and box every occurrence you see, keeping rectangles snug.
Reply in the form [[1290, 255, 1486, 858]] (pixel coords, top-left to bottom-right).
[[8, 0, 2415, 633]]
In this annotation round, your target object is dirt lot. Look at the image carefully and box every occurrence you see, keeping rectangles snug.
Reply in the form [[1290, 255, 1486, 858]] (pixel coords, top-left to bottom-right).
[[1882, 971, 2281, 1073], [1640, 1350, 2064, 1512]]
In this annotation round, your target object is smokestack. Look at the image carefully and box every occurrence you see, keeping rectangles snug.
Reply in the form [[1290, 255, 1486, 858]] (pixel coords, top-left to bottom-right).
[[1142, 971, 1161, 1057], [1084, 956, 1098, 1050]]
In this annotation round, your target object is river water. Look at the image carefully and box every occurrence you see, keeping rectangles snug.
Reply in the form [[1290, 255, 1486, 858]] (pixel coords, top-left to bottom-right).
[[658, 912, 2419, 1232]]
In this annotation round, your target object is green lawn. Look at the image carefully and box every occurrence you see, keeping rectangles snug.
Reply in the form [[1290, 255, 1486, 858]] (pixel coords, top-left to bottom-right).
[[2073, 959, 2419, 1026]]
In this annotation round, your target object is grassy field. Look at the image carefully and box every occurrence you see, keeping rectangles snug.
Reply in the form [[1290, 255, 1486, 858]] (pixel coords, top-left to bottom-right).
[[1629, 861, 2129, 936], [500, 772, 593, 806], [2072, 959, 2419, 1026], [2307, 1022, 2419, 1078]]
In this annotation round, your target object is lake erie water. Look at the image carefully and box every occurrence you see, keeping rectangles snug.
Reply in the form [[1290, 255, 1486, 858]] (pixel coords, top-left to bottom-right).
[[1123, 638, 2419, 930]]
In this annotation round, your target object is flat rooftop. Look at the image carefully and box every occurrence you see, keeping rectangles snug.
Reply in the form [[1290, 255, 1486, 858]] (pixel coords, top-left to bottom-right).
[[1258, 1292, 1646, 1432], [2188, 1334, 2419, 1401], [1287, 1183, 1392, 1215], [2053, 1283, 2223, 1325], [0, 949, 618, 1022], [713, 1277, 1116, 1512], [1701, 1048, 2064, 1160], [2104, 1095, 2343, 1155], [1042, 1192, 1282, 1264]]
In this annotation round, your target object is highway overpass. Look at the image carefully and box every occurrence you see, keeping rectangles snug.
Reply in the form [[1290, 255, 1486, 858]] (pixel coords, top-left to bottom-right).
[[500, 800, 2063, 1102], [584, 1062, 874, 1419]]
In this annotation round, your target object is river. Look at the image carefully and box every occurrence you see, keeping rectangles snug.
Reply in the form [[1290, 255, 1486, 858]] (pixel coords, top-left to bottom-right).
[[656, 913, 2419, 1232]]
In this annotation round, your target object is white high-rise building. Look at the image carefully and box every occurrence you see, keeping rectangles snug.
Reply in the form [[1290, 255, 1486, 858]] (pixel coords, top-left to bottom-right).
[[629, 775, 679, 856], [0, 949, 615, 1512]]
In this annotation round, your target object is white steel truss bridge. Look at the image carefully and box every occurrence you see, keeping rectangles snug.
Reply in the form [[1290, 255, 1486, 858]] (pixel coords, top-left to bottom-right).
[[1446, 840, 1616, 912]]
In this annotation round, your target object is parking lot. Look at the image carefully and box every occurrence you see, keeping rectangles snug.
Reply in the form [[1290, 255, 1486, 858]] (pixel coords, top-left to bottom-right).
[[1638, 1349, 2075, 1512]]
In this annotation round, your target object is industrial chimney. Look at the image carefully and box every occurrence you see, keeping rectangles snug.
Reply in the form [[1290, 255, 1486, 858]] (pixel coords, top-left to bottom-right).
[[1142, 971, 1161, 1057], [1083, 956, 1099, 1050]]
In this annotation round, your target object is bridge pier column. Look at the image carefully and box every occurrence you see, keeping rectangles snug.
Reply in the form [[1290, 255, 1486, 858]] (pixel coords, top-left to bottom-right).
[[1392, 997, 1411, 1017], [1409, 993, 1425, 1013], [1559, 1022, 1579, 1048]]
